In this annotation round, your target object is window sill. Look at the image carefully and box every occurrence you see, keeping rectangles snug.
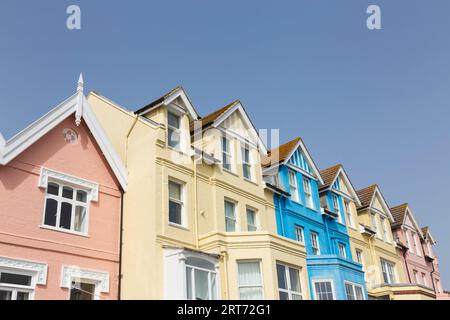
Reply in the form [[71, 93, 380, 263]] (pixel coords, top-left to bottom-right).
[[243, 177, 258, 186], [223, 168, 239, 177], [167, 146, 190, 156], [168, 222, 190, 231], [40, 225, 90, 238]]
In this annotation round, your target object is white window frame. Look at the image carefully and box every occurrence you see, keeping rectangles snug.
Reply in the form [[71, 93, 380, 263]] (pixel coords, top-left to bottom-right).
[[427, 241, 434, 258], [312, 279, 336, 300], [303, 177, 314, 209], [246, 207, 258, 232], [355, 249, 364, 270], [61, 266, 109, 300], [221, 136, 233, 172], [185, 259, 219, 300], [381, 259, 396, 284], [224, 199, 238, 232], [41, 180, 91, 236], [332, 194, 341, 222], [344, 281, 365, 300], [311, 232, 320, 255], [168, 179, 186, 227], [380, 217, 389, 242], [288, 170, 299, 203], [421, 272, 428, 287], [413, 270, 420, 284], [338, 243, 346, 258], [413, 233, 422, 256], [237, 260, 264, 300], [406, 230, 413, 251], [241, 144, 252, 181], [167, 110, 182, 151], [0, 268, 36, 300], [295, 226, 304, 244], [276, 263, 303, 300], [344, 200, 354, 228]]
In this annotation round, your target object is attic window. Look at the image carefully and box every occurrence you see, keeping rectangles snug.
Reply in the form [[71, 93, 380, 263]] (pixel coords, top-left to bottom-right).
[[168, 111, 181, 150]]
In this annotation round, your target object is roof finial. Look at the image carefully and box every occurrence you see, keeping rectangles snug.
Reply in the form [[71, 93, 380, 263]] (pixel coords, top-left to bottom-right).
[[75, 73, 84, 126], [77, 73, 84, 92]]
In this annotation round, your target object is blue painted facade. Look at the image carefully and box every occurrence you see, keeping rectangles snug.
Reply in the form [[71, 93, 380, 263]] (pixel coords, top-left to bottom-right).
[[271, 144, 367, 300]]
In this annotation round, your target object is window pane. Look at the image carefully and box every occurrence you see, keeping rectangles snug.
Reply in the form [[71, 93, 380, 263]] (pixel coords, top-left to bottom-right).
[[292, 293, 302, 300], [210, 273, 217, 300], [224, 201, 235, 218], [186, 267, 193, 300], [168, 112, 180, 129], [243, 164, 251, 179], [289, 267, 301, 293], [186, 257, 215, 270], [0, 290, 12, 300], [47, 182, 59, 196], [62, 187, 74, 199], [16, 292, 30, 300], [222, 137, 229, 153], [355, 286, 364, 300], [238, 262, 261, 287], [240, 287, 263, 300], [226, 218, 236, 232], [169, 201, 182, 225], [44, 198, 58, 226], [345, 283, 355, 300], [168, 128, 181, 149], [60, 202, 72, 229], [276, 264, 287, 289], [76, 190, 87, 202], [222, 153, 231, 170], [0, 272, 32, 286], [194, 269, 209, 300], [74, 206, 87, 233], [70, 282, 95, 300], [279, 291, 289, 300], [169, 181, 181, 200]]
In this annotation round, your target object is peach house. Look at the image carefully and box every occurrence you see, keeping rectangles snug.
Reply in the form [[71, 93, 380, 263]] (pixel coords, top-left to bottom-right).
[[0, 75, 127, 300]]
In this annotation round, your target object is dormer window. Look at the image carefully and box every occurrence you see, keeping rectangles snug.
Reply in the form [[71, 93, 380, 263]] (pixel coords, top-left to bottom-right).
[[288, 171, 299, 202], [241, 144, 252, 180], [221, 136, 232, 171], [332, 194, 341, 222], [168, 111, 182, 150], [303, 177, 314, 209]]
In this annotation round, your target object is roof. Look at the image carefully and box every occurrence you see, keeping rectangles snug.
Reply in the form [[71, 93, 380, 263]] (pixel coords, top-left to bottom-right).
[[320, 164, 342, 187], [319, 164, 362, 206], [390, 203, 408, 227], [261, 137, 301, 167], [191, 100, 238, 132], [356, 184, 378, 207], [0, 74, 128, 191], [135, 86, 199, 120]]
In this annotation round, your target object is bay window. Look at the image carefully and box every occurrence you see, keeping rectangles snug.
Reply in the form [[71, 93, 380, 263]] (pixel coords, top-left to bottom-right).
[[222, 136, 232, 171], [169, 180, 184, 226], [277, 264, 302, 300], [288, 170, 299, 202], [345, 282, 365, 300], [246, 208, 257, 231], [381, 259, 396, 284], [338, 243, 346, 258], [168, 111, 181, 150], [313, 280, 335, 300], [241, 145, 252, 180], [225, 200, 237, 232], [238, 261, 263, 300], [332, 194, 341, 222], [186, 257, 218, 300]]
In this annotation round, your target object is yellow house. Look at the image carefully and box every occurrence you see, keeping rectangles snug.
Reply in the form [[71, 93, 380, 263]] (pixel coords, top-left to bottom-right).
[[87, 87, 309, 300]]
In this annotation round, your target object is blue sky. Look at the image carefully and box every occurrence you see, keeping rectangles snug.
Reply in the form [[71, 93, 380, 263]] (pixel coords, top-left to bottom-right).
[[1, 0, 449, 288]]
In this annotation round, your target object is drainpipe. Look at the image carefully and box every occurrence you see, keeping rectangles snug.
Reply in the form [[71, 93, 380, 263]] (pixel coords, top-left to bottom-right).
[[194, 155, 199, 249], [402, 249, 412, 283], [118, 191, 124, 300], [277, 195, 286, 236]]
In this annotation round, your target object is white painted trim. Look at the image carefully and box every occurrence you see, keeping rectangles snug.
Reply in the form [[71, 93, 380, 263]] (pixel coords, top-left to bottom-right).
[[0, 256, 48, 285], [60, 265, 110, 296], [403, 207, 424, 239], [369, 186, 395, 222], [211, 102, 268, 154], [343, 280, 366, 300], [164, 88, 199, 120], [311, 278, 336, 300], [38, 167, 99, 202], [327, 167, 362, 206], [282, 139, 324, 185]]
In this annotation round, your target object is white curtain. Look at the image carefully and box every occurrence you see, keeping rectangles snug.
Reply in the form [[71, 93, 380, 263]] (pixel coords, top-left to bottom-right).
[[238, 262, 263, 299]]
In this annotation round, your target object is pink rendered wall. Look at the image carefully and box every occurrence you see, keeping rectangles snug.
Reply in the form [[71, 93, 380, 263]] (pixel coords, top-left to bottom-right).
[[394, 227, 440, 292], [0, 117, 122, 300]]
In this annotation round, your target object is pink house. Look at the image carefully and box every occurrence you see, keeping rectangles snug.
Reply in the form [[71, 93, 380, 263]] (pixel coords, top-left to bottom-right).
[[390, 204, 443, 299], [0, 75, 127, 300]]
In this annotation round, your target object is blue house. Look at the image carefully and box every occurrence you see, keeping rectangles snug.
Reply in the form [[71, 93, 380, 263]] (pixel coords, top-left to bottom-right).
[[262, 137, 367, 300]]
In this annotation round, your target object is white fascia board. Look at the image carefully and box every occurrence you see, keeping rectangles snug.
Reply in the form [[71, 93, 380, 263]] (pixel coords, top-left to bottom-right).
[[164, 88, 199, 121], [282, 139, 324, 185], [212, 102, 268, 154], [404, 207, 424, 239], [0, 94, 78, 165], [328, 167, 362, 206], [370, 186, 395, 223]]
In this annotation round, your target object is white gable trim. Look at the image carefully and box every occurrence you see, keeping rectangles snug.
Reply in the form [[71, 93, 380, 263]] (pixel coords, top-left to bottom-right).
[[423, 229, 436, 244], [403, 207, 424, 239], [328, 167, 362, 206], [369, 186, 394, 222], [283, 139, 324, 185], [211, 102, 268, 154], [0, 76, 128, 191]]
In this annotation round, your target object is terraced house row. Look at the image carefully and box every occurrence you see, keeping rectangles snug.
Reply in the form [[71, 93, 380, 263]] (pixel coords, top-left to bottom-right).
[[0, 76, 448, 300]]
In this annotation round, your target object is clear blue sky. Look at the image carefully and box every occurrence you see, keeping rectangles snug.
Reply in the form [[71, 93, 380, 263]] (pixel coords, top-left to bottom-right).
[[1, 0, 449, 288]]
